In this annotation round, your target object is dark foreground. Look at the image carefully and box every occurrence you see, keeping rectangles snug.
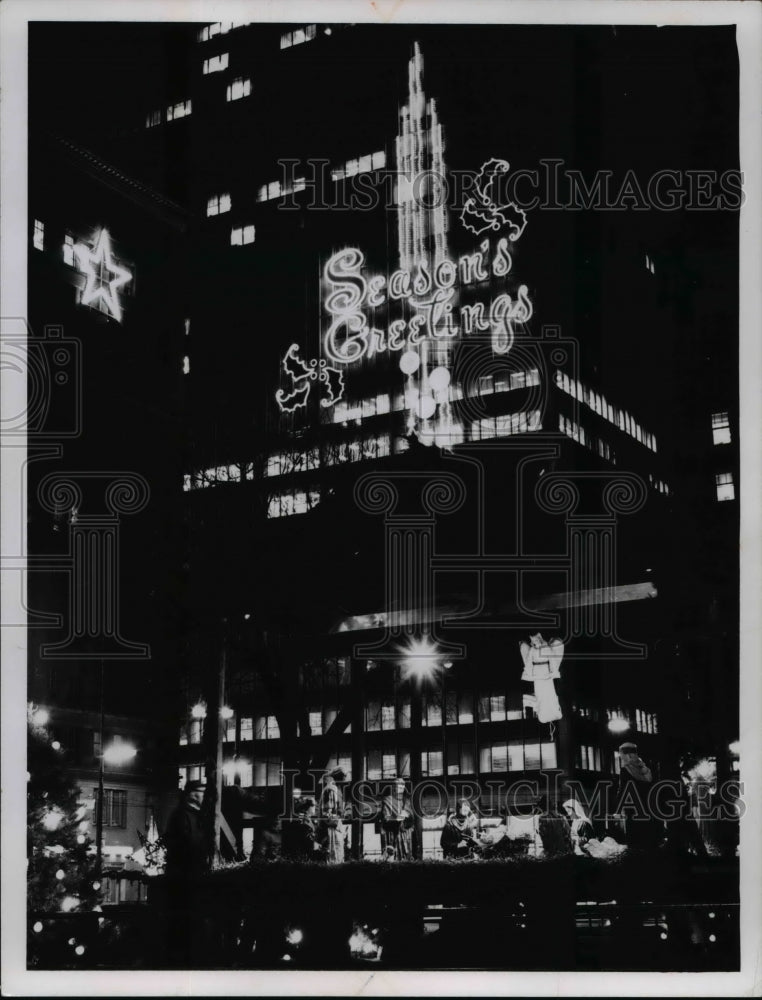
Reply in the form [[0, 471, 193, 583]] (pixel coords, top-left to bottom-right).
[[28, 854, 739, 971]]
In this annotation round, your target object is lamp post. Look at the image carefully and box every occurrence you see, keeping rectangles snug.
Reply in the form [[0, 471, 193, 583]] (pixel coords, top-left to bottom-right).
[[400, 636, 441, 859]]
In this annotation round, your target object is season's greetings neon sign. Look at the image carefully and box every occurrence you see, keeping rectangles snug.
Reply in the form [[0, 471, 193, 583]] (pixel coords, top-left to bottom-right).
[[322, 238, 533, 365]]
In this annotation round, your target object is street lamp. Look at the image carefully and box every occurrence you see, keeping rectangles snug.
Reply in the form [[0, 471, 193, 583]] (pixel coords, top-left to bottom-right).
[[30, 706, 50, 727], [399, 636, 441, 683], [607, 716, 630, 735]]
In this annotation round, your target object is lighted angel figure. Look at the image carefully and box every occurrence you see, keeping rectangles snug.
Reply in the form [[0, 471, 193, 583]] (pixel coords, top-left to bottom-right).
[[519, 632, 564, 724]]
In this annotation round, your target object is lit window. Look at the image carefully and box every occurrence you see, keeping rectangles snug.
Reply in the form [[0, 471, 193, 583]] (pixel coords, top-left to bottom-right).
[[145, 109, 162, 128], [189, 718, 204, 744], [182, 355, 190, 375], [240, 717, 253, 741], [63, 233, 74, 266], [715, 472, 735, 502], [179, 725, 188, 746], [309, 711, 322, 736], [203, 53, 229, 74], [490, 695, 505, 722], [230, 224, 255, 246], [167, 100, 191, 121], [711, 411, 731, 445], [372, 150, 386, 170], [424, 697, 442, 728], [381, 703, 396, 731], [206, 193, 231, 216], [421, 750, 443, 777], [226, 77, 252, 102], [382, 754, 397, 778], [33, 219, 44, 251]]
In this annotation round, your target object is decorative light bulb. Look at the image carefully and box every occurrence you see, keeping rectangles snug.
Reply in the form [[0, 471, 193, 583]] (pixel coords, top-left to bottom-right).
[[399, 350, 421, 375], [416, 395, 436, 420], [428, 366, 451, 392]]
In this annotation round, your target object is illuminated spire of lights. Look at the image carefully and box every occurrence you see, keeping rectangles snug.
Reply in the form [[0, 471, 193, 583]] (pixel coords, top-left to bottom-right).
[[395, 43, 457, 445], [73, 228, 132, 322]]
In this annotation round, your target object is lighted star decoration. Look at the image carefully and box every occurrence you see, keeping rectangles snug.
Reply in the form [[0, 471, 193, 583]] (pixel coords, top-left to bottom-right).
[[73, 228, 133, 322]]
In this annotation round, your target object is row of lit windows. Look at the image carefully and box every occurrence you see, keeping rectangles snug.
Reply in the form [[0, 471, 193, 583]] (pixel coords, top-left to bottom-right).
[[197, 21, 250, 42], [203, 53, 229, 75], [646, 473, 670, 496], [266, 448, 320, 477], [145, 100, 192, 128], [267, 488, 321, 519], [477, 369, 541, 395], [180, 715, 280, 745], [183, 464, 255, 491], [183, 692, 566, 745], [608, 707, 659, 735], [559, 414, 617, 465], [256, 153, 384, 205], [470, 410, 542, 441], [185, 408, 545, 495], [331, 151, 387, 181], [185, 433, 394, 494], [576, 744, 602, 771], [179, 742, 558, 790], [256, 176, 307, 203], [280, 24, 317, 49], [555, 370, 657, 452], [265, 435, 392, 480], [227, 77, 252, 102], [327, 370, 540, 428], [634, 709, 659, 735], [575, 705, 659, 734]]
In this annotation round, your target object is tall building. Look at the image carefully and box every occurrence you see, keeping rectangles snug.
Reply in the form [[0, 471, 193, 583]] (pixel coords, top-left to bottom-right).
[[168, 25, 689, 859]]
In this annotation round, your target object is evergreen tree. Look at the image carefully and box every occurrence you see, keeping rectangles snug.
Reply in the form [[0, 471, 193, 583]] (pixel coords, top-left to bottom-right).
[[27, 711, 102, 914]]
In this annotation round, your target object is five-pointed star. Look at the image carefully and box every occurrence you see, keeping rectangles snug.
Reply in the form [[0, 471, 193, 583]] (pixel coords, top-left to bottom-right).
[[73, 228, 132, 322]]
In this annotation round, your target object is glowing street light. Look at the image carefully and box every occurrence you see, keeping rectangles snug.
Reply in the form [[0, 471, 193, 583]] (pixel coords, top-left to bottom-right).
[[220, 706, 234, 720], [607, 717, 630, 735], [102, 742, 137, 766], [399, 636, 441, 683], [31, 707, 50, 727], [728, 740, 740, 757], [191, 702, 207, 719]]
